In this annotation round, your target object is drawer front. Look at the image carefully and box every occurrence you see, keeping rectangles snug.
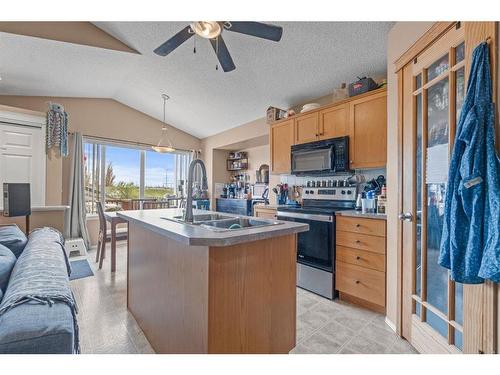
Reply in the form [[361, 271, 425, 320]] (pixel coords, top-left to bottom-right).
[[336, 216, 386, 237], [336, 261, 385, 306], [255, 209, 277, 219], [336, 246, 385, 272], [336, 231, 386, 254]]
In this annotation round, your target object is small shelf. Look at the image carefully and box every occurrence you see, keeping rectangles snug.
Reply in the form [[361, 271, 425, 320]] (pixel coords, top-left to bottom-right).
[[227, 154, 248, 172]]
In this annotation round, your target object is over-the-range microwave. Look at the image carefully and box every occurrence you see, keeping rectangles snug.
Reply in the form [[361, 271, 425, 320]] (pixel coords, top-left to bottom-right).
[[290, 136, 351, 175]]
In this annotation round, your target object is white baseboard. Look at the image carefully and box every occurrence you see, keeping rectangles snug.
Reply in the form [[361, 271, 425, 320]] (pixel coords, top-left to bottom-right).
[[385, 317, 397, 333]]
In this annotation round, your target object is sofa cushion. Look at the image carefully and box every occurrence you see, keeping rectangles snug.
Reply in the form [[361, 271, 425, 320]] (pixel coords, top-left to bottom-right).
[[0, 225, 28, 258], [0, 301, 74, 354], [0, 244, 16, 299]]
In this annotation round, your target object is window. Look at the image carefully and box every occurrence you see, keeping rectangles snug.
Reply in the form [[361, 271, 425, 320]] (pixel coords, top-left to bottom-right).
[[83, 138, 193, 213]]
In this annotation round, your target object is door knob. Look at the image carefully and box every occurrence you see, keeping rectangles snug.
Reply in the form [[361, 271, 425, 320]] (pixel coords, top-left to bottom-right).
[[398, 212, 413, 222]]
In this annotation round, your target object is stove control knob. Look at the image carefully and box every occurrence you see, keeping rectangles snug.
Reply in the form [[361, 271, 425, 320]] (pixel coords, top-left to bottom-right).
[[341, 190, 346, 195], [347, 190, 352, 195], [310, 190, 315, 195]]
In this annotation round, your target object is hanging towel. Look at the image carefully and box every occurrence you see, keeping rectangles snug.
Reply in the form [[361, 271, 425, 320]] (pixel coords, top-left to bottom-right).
[[438, 42, 500, 284], [46, 103, 69, 157]]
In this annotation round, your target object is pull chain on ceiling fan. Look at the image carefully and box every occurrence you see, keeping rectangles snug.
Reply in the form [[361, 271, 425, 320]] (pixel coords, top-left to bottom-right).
[[154, 21, 283, 72]]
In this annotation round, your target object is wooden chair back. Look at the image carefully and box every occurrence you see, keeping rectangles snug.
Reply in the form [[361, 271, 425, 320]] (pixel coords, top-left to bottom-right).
[[96, 201, 107, 233]]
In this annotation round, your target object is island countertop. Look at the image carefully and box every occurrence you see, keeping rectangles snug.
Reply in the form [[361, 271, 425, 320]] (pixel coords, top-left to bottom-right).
[[117, 208, 309, 247]]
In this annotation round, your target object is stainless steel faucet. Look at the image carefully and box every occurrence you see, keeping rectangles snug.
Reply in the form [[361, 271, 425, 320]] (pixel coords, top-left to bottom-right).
[[183, 158, 209, 223]]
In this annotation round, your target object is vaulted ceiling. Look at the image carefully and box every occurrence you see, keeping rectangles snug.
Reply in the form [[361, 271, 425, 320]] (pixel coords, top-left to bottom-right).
[[0, 22, 393, 138]]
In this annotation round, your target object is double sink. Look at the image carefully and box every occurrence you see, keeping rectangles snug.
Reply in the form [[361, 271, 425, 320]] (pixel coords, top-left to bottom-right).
[[163, 213, 283, 232]]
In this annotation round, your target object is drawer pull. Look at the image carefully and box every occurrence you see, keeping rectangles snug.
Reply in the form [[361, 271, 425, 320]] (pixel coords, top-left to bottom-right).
[[356, 240, 361, 243], [356, 256, 361, 260], [356, 224, 361, 228], [355, 280, 360, 284]]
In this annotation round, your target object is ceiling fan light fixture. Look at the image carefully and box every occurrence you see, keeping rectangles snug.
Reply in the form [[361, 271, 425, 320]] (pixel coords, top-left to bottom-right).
[[191, 21, 222, 39]]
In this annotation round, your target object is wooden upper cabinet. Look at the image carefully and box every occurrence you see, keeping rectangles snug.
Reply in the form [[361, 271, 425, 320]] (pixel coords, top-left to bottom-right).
[[319, 104, 348, 139], [294, 112, 319, 144], [270, 119, 294, 174], [348, 91, 387, 169]]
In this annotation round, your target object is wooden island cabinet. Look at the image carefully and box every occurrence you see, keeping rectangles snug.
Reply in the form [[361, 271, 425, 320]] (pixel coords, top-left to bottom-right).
[[269, 88, 387, 174]]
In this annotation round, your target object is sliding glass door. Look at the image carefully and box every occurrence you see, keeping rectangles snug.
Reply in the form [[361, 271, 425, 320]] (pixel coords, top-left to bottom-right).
[[83, 139, 193, 213]]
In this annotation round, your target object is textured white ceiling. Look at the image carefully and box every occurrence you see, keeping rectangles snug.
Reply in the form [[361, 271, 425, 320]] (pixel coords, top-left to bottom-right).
[[0, 22, 393, 138]]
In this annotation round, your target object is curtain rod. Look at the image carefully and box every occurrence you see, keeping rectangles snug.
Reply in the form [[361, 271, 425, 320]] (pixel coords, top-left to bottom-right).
[[69, 132, 198, 154]]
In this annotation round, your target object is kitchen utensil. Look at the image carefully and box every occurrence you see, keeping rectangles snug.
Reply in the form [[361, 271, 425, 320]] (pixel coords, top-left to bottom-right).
[[355, 193, 362, 211]]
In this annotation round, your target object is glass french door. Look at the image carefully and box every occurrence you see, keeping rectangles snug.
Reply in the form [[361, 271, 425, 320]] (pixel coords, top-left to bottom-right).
[[401, 24, 466, 353]]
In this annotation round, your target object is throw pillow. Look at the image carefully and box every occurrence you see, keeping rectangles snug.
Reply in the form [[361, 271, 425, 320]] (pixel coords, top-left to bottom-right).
[[0, 224, 28, 258], [0, 243, 17, 297]]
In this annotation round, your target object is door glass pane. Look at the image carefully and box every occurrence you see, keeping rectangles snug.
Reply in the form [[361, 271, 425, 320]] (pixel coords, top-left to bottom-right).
[[456, 67, 466, 121], [416, 74, 422, 90], [416, 93, 422, 297], [455, 42, 465, 63], [428, 78, 449, 147], [427, 309, 448, 340], [105, 145, 141, 210], [426, 77, 449, 318], [144, 150, 175, 199], [84, 142, 102, 214], [426, 183, 448, 315], [455, 282, 463, 325], [455, 330, 463, 350], [427, 54, 449, 81]]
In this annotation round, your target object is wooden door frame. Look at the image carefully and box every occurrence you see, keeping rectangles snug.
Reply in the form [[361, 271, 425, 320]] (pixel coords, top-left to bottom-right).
[[395, 21, 498, 354]]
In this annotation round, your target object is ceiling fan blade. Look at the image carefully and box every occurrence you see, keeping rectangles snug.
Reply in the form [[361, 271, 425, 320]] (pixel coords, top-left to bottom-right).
[[225, 22, 283, 42], [154, 25, 194, 56], [209, 36, 235, 72]]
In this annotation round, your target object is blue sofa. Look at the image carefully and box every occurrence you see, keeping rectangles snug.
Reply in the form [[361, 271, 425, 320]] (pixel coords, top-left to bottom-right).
[[0, 225, 76, 354]]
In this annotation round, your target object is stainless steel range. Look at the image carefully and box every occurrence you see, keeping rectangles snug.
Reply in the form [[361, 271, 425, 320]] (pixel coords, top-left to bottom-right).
[[277, 186, 356, 299]]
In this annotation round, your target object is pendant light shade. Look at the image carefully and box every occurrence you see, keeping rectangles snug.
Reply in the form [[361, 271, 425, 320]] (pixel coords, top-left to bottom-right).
[[153, 94, 175, 153]]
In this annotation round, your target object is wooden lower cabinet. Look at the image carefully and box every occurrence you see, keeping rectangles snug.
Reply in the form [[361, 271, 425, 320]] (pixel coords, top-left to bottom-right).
[[335, 215, 387, 313]]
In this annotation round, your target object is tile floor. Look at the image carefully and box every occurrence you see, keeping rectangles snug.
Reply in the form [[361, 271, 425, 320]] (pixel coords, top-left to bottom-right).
[[70, 243, 417, 354]]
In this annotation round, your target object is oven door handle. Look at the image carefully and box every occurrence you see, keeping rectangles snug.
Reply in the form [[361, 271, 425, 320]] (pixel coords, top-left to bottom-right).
[[277, 211, 334, 222]]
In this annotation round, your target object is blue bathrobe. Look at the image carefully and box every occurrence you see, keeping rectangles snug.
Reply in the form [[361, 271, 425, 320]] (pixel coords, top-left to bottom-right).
[[438, 42, 500, 284]]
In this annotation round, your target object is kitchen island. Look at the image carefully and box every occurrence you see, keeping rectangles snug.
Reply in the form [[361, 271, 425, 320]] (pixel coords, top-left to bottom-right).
[[117, 208, 308, 354]]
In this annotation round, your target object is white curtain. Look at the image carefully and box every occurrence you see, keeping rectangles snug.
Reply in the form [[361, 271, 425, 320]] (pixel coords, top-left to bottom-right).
[[66, 132, 91, 248]]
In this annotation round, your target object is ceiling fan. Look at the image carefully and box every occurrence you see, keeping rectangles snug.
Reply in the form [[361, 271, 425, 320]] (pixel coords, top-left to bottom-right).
[[153, 21, 283, 72]]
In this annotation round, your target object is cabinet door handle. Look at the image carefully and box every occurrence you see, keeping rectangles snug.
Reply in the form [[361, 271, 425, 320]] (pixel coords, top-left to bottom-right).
[[355, 280, 360, 284], [356, 256, 361, 260], [356, 224, 361, 228], [356, 240, 361, 244]]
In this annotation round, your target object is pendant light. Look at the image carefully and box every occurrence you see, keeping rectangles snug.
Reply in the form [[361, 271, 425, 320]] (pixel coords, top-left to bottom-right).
[[152, 94, 175, 153]]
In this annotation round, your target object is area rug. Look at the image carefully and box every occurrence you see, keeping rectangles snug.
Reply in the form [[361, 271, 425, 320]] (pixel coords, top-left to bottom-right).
[[69, 259, 94, 280]]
